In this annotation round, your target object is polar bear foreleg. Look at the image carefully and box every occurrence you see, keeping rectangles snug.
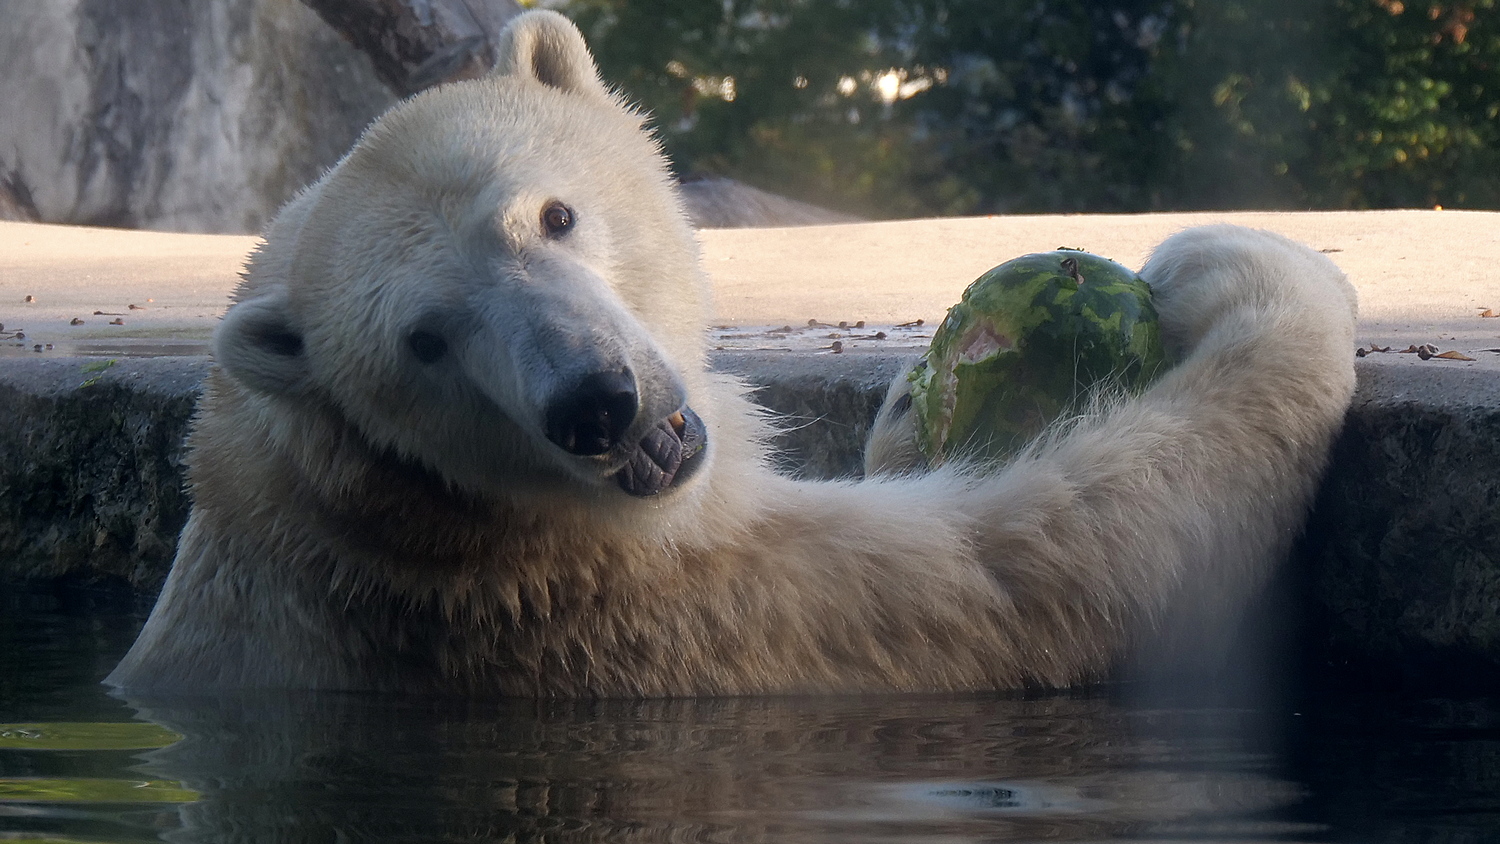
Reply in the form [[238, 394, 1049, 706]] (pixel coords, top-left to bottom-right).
[[732, 226, 1357, 691]]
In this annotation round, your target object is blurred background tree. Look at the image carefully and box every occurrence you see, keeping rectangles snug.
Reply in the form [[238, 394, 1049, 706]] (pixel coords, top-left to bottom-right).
[[551, 0, 1499, 217], [7, 0, 1490, 230]]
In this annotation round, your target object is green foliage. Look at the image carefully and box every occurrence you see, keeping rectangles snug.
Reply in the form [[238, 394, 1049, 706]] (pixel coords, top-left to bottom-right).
[[1321, 0, 1500, 207], [1165, 0, 1500, 209], [78, 358, 117, 389], [561, 0, 930, 215], [552, 0, 1500, 214]]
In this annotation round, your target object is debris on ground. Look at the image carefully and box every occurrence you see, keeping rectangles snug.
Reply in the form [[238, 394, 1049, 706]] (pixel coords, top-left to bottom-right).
[[1357, 342, 1480, 361]]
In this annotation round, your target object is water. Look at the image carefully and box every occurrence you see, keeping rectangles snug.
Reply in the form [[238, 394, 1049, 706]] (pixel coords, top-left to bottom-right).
[[3, 580, 1499, 843]]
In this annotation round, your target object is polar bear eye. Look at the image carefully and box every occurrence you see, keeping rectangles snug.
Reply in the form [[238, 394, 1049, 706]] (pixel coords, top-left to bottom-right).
[[541, 201, 575, 237]]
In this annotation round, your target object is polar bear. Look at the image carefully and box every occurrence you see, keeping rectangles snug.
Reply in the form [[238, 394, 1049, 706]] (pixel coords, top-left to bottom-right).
[[106, 10, 1358, 696]]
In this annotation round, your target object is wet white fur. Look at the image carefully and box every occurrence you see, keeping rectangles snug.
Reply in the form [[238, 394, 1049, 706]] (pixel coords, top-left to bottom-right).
[[107, 11, 1358, 696]]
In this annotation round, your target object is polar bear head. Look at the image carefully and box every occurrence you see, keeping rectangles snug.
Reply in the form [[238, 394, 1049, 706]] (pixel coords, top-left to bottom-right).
[[213, 11, 715, 504]]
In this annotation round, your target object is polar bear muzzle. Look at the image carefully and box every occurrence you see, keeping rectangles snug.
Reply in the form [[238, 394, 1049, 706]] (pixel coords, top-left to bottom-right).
[[541, 369, 707, 496]]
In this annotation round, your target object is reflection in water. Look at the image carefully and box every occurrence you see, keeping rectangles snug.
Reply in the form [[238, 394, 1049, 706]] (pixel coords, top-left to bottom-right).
[[0, 776, 196, 803], [118, 693, 1306, 843], [0, 722, 183, 751], [1, 580, 1499, 843]]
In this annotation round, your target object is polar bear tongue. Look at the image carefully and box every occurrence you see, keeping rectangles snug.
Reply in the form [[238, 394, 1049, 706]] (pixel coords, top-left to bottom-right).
[[616, 407, 706, 497]]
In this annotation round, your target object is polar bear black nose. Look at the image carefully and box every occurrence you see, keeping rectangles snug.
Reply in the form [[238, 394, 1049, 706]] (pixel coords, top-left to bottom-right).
[[545, 369, 638, 456]]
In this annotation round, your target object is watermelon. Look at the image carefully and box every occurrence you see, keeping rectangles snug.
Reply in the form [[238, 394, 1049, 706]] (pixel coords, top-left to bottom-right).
[[909, 249, 1167, 465]]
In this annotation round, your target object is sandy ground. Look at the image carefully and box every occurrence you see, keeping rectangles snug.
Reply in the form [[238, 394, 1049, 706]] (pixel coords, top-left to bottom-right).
[[2, 211, 1497, 365], [0, 224, 256, 356]]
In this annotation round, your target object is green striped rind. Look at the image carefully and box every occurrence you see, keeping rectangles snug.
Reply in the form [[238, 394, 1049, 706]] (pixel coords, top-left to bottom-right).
[[910, 250, 1167, 464]]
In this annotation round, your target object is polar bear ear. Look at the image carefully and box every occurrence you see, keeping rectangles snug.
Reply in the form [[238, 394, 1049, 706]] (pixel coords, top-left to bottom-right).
[[492, 10, 610, 101], [214, 289, 310, 396]]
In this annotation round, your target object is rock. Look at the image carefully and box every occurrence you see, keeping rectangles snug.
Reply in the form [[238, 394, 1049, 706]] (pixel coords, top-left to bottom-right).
[[1300, 358, 1500, 690], [0, 358, 207, 588], [0, 0, 396, 233], [0, 2, 854, 234], [710, 351, 896, 479], [0, 172, 39, 222], [299, 0, 524, 96], [678, 176, 861, 229]]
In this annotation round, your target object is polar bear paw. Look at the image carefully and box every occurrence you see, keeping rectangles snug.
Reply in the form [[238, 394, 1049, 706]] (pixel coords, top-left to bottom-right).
[[1141, 225, 1358, 363]]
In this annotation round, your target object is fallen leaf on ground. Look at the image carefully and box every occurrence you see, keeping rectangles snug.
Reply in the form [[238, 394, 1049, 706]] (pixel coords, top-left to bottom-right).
[[1433, 350, 1476, 361]]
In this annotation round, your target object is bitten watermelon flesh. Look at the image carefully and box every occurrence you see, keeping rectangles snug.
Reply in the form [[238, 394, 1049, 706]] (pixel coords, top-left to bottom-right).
[[910, 250, 1168, 465]]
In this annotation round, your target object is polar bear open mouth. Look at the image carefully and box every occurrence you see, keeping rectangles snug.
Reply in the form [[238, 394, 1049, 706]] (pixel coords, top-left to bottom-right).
[[615, 407, 707, 497]]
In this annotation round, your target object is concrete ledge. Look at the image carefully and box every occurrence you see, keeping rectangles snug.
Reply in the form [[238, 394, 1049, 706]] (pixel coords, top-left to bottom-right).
[[2, 353, 1498, 688], [0, 357, 204, 584], [1301, 357, 1500, 689], [712, 351, 904, 479]]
